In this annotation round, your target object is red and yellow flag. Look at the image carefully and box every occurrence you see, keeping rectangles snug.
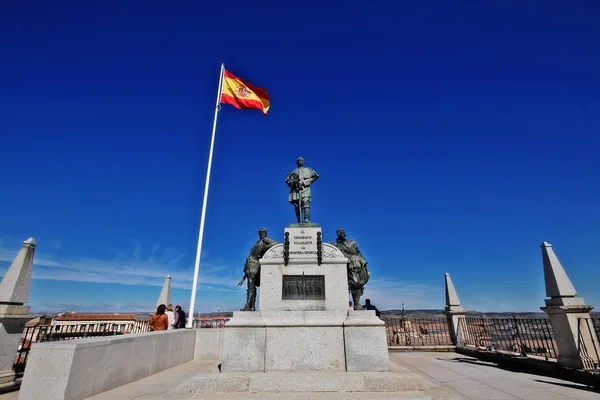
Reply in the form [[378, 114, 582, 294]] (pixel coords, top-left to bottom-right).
[[220, 69, 270, 115]]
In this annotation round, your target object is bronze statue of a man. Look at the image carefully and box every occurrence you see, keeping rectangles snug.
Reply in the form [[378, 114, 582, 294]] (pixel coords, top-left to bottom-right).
[[332, 228, 370, 310], [285, 157, 319, 223], [238, 227, 277, 311]]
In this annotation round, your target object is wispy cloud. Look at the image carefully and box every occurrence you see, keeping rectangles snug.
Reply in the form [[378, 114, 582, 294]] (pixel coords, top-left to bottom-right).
[[362, 279, 545, 312], [0, 240, 238, 291], [362, 277, 443, 310], [28, 301, 156, 313], [0, 240, 448, 313]]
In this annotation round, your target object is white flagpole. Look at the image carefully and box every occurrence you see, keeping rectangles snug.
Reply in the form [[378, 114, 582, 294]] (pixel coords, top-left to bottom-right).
[[187, 63, 225, 328]]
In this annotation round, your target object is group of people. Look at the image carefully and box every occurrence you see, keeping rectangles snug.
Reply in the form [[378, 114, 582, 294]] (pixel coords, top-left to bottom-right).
[[149, 303, 187, 331]]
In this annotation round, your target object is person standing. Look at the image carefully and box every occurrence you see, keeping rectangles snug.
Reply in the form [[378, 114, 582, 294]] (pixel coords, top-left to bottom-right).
[[166, 304, 175, 330], [363, 299, 381, 318], [174, 305, 187, 329], [149, 304, 169, 331]]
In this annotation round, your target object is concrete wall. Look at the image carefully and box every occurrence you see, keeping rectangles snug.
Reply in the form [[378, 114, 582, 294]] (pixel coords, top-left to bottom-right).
[[194, 328, 224, 361], [18, 329, 196, 400]]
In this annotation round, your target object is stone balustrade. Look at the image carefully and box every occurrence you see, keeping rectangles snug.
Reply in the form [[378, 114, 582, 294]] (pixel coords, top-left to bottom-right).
[[18, 329, 196, 400]]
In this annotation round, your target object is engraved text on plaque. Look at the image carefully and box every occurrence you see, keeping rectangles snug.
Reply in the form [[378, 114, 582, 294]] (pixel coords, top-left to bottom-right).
[[282, 275, 325, 300]]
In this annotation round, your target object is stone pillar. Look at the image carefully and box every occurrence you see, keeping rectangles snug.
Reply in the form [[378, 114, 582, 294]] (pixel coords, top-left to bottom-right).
[[539, 241, 600, 369], [156, 275, 172, 307], [0, 238, 36, 384], [444, 273, 466, 345]]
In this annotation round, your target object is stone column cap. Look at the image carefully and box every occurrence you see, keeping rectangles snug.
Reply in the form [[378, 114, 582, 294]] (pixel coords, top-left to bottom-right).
[[444, 273, 462, 308], [156, 274, 172, 307], [0, 237, 36, 304], [541, 241, 578, 299]]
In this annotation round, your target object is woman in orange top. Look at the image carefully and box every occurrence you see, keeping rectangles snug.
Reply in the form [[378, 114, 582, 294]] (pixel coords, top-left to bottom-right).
[[149, 304, 169, 331]]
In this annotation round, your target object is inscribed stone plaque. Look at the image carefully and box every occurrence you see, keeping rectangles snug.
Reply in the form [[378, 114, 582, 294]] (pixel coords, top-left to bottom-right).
[[282, 275, 325, 300], [284, 226, 320, 258]]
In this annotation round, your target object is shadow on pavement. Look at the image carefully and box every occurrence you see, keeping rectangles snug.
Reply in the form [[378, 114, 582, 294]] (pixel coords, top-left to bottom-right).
[[534, 379, 600, 393], [436, 356, 522, 372], [435, 355, 600, 394]]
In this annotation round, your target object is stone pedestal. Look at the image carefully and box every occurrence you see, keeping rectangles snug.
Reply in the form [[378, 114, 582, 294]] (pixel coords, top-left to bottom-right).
[[220, 312, 266, 372], [221, 311, 349, 373], [344, 310, 389, 372], [221, 224, 390, 374], [541, 303, 599, 369], [259, 245, 349, 312], [445, 309, 466, 346], [0, 315, 31, 384]]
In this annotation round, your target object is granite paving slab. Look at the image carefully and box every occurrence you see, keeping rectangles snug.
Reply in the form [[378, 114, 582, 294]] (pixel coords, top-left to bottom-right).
[[390, 352, 600, 400]]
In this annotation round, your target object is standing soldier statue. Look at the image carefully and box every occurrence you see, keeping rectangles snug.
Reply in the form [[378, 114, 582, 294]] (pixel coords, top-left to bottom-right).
[[238, 227, 277, 311], [332, 228, 371, 310], [285, 157, 319, 223]]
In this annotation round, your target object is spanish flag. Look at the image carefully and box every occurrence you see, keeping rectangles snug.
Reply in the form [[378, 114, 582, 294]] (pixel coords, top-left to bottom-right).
[[220, 69, 270, 115]]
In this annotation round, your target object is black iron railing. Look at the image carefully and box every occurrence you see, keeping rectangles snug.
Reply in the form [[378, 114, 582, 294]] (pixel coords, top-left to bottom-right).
[[384, 317, 453, 346], [577, 318, 600, 370], [14, 321, 151, 378], [592, 318, 600, 344], [458, 316, 557, 360]]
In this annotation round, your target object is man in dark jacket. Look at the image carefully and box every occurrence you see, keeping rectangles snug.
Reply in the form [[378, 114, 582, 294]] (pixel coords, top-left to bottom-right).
[[363, 299, 381, 318], [174, 305, 187, 329]]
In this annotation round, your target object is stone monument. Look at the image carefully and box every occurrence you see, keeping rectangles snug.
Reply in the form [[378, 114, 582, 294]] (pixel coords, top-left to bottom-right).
[[220, 161, 392, 376], [222, 223, 390, 374], [188, 160, 424, 396]]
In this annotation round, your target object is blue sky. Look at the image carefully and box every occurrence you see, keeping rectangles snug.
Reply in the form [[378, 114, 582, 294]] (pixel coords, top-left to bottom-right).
[[1, 1, 599, 313]]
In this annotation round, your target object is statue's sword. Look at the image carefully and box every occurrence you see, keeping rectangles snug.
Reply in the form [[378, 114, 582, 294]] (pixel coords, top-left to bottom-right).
[[298, 170, 305, 223]]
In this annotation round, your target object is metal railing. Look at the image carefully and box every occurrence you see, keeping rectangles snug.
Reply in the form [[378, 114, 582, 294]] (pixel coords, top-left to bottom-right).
[[14, 321, 151, 378], [592, 318, 600, 343], [577, 318, 600, 370], [458, 315, 557, 360], [384, 317, 453, 346]]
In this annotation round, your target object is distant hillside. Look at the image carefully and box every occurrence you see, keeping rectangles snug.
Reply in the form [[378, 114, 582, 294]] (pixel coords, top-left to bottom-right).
[[36, 309, 599, 321], [381, 309, 600, 319]]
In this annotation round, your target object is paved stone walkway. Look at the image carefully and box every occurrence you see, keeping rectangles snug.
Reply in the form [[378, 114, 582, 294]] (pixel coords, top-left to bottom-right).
[[0, 391, 16, 400], [2, 352, 599, 399], [390, 352, 600, 400]]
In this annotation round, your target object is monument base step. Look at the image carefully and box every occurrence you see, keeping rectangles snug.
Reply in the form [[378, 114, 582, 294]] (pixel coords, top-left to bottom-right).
[[176, 371, 425, 394], [172, 391, 431, 399]]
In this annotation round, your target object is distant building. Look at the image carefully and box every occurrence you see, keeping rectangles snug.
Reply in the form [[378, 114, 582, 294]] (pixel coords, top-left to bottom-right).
[[25, 315, 53, 327], [17, 315, 53, 353], [194, 312, 232, 328], [53, 313, 137, 326], [52, 313, 149, 335]]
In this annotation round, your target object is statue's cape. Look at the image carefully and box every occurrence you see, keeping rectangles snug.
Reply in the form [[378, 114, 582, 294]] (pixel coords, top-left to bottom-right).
[[335, 239, 359, 255], [245, 237, 278, 272], [334, 239, 369, 289]]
